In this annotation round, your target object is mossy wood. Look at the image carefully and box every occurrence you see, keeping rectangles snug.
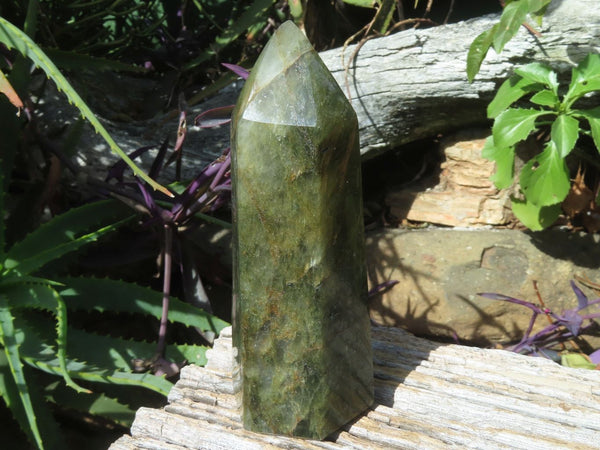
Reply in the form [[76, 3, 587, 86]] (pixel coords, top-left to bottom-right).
[[230, 21, 373, 439]]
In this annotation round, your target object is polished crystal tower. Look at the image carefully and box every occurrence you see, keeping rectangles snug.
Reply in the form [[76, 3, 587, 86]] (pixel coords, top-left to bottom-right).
[[231, 21, 373, 440]]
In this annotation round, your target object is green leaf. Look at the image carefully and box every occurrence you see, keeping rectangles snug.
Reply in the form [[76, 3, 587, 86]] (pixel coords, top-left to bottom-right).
[[467, 26, 496, 83], [0, 296, 44, 449], [342, 0, 376, 6], [56, 276, 229, 335], [510, 197, 561, 230], [561, 353, 597, 369], [551, 114, 579, 157], [3, 199, 134, 276], [572, 106, 600, 151], [530, 89, 559, 107], [371, 0, 396, 34], [492, 108, 548, 148], [487, 75, 542, 118], [44, 380, 136, 427], [565, 54, 600, 105], [0, 17, 170, 196], [519, 142, 571, 206], [481, 136, 515, 189], [0, 353, 66, 450], [183, 0, 276, 71], [514, 62, 558, 93], [2, 283, 90, 394], [493, 0, 529, 53], [16, 317, 174, 396], [44, 48, 146, 73], [527, 0, 552, 26]]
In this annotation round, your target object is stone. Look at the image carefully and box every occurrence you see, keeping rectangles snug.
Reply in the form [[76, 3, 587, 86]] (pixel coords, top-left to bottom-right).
[[366, 228, 600, 349], [230, 21, 373, 439], [386, 129, 514, 227]]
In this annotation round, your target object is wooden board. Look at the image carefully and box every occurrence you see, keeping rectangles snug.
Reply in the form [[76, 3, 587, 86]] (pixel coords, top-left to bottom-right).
[[110, 326, 600, 449]]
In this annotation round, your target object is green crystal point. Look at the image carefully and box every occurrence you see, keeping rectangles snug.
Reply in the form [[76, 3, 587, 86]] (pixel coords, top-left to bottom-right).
[[231, 20, 373, 440]]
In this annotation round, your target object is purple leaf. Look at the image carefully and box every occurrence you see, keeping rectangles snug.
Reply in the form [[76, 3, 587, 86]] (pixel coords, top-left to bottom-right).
[[560, 309, 584, 336], [222, 63, 249, 79], [589, 349, 600, 365], [570, 280, 589, 309], [368, 280, 399, 297], [106, 145, 155, 182], [194, 105, 234, 128]]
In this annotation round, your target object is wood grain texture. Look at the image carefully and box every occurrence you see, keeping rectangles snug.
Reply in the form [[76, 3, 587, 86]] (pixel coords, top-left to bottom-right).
[[110, 326, 600, 449]]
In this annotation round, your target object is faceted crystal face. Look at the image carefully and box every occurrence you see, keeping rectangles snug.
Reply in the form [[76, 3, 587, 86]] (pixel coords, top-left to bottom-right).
[[242, 23, 316, 126], [231, 20, 373, 440]]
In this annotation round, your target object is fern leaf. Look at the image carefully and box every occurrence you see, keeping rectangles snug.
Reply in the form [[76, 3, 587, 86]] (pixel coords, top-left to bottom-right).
[[0, 16, 171, 197], [57, 276, 230, 334], [4, 199, 135, 276]]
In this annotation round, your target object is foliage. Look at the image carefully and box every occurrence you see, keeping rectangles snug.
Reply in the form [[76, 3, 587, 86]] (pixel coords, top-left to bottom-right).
[[0, 192, 228, 449], [481, 54, 600, 230], [0, 14, 170, 196], [478, 281, 600, 369], [467, 0, 552, 82]]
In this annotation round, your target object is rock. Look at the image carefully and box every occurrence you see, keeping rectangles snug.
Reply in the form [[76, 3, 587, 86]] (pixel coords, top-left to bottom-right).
[[386, 129, 514, 227], [366, 228, 600, 349], [230, 21, 372, 439]]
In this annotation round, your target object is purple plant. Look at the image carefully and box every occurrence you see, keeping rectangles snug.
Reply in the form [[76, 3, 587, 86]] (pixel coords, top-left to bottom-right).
[[98, 64, 250, 375], [478, 281, 600, 365]]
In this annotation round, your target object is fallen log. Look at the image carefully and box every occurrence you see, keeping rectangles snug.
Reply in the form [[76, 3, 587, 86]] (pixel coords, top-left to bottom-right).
[[322, 0, 600, 161], [47, 0, 600, 181], [181, 0, 600, 166]]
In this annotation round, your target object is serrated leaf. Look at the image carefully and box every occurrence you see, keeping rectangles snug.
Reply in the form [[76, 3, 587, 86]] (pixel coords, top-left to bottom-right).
[[56, 276, 229, 334], [481, 136, 515, 189], [493, 108, 548, 148], [487, 75, 542, 118], [519, 142, 571, 206], [1, 283, 88, 393], [45, 382, 136, 427], [514, 62, 558, 92], [0, 296, 44, 449], [572, 106, 600, 151], [530, 89, 559, 107], [4, 199, 134, 276], [511, 197, 561, 230], [0, 17, 170, 196], [551, 114, 579, 157], [493, 0, 529, 53], [15, 317, 174, 396], [467, 26, 496, 83]]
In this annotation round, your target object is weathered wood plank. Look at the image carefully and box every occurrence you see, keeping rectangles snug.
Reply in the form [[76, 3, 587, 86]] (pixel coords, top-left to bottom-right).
[[110, 326, 600, 450]]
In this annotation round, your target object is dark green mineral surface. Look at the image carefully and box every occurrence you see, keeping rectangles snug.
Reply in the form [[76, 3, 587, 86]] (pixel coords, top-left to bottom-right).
[[230, 20, 373, 440]]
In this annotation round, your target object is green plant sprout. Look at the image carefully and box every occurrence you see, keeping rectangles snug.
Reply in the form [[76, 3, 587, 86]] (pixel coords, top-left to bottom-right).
[[482, 53, 600, 230], [467, 0, 552, 83]]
